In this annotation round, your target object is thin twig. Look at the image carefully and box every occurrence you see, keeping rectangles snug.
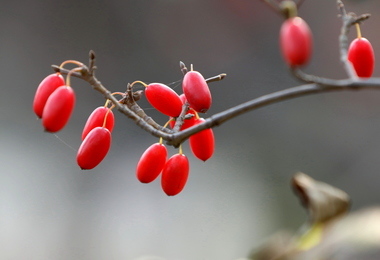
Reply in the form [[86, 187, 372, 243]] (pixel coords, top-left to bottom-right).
[[259, 0, 303, 18], [52, 64, 174, 136], [53, 58, 380, 148], [337, 0, 370, 79], [291, 68, 340, 85], [206, 74, 227, 84], [172, 101, 191, 133], [295, 0, 305, 8], [259, 0, 283, 15], [51, 1, 378, 148]]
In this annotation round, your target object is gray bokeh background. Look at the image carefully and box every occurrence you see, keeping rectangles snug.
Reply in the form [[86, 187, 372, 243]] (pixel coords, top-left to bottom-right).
[[1, 0, 380, 259]]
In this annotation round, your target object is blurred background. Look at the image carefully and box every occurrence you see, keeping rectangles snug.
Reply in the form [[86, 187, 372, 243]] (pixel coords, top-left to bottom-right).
[[1, 0, 380, 259]]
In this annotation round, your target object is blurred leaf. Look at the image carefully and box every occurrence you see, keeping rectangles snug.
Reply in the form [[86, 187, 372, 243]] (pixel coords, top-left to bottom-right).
[[249, 173, 380, 260], [291, 172, 350, 223]]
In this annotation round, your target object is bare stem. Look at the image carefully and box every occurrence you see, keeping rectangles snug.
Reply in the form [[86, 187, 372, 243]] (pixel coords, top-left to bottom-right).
[[167, 78, 380, 147], [259, 0, 283, 15], [50, 1, 377, 148], [52, 64, 174, 137], [259, 0, 305, 18], [53, 53, 380, 148], [337, 0, 370, 79]]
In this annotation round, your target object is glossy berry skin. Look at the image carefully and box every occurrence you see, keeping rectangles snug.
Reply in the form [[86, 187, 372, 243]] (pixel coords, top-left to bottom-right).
[[136, 143, 168, 183], [145, 83, 183, 117], [42, 86, 75, 133], [348, 37, 375, 78], [161, 154, 189, 196], [33, 73, 65, 118], [189, 118, 214, 161], [179, 93, 187, 104], [77, 127, 111, 170], [182, 71, 211, 113], [82, 106, 115, 140], [280, 17, 312, 67]]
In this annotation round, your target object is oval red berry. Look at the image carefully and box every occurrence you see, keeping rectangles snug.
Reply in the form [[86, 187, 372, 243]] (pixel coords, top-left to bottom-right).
[[82, 106, 115, 140], [136, 143, 168, 183], [33, 73, 65, 118], [77, 127, 112, 170], [182, 71, 211, 113], [42, 86, 75, 133], [280, 17, 312, 67], [189, 118, 214, 161], [161, 154, 189, 196], [145, 83, 183, 117], [348, 37, 375, 78]]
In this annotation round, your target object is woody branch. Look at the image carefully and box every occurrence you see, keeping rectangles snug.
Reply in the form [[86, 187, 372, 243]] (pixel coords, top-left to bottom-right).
[[52, 0, 380, 148]]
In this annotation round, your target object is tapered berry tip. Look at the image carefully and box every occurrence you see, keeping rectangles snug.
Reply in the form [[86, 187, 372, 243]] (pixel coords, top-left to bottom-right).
[[44, 128, 57, 133], [139, 180, 152, 184]]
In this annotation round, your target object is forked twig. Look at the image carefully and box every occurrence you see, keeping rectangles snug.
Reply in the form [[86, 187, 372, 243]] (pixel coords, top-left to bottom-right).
[[52, 0, 379, 148]]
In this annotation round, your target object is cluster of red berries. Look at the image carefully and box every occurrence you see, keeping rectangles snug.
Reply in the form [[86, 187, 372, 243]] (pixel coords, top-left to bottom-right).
[[32, 3, 376, 197], [33, 61, 217, 195], [33, 72, 75, 132], [135, 68, 215, 196], [33, 61, 116, 170], [77, 105, 115, 170], [279, 3, 375, 78]]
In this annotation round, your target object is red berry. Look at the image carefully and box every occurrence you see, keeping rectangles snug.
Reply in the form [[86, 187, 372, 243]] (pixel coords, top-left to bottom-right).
[[136, 143, 168, 183], [42, 86, 75, 133], [348, 37, 375, 78], [189, 118, 214, 161], [33, 73, 65, 118], [179, 93, 187, 104], [82, 106, 115, 140], [182, 71, 211, 113], [77, 127, 112, 170], [280, 17, 312, 67], [145, 83, 183, 117], [161, 154, 189, 196]]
